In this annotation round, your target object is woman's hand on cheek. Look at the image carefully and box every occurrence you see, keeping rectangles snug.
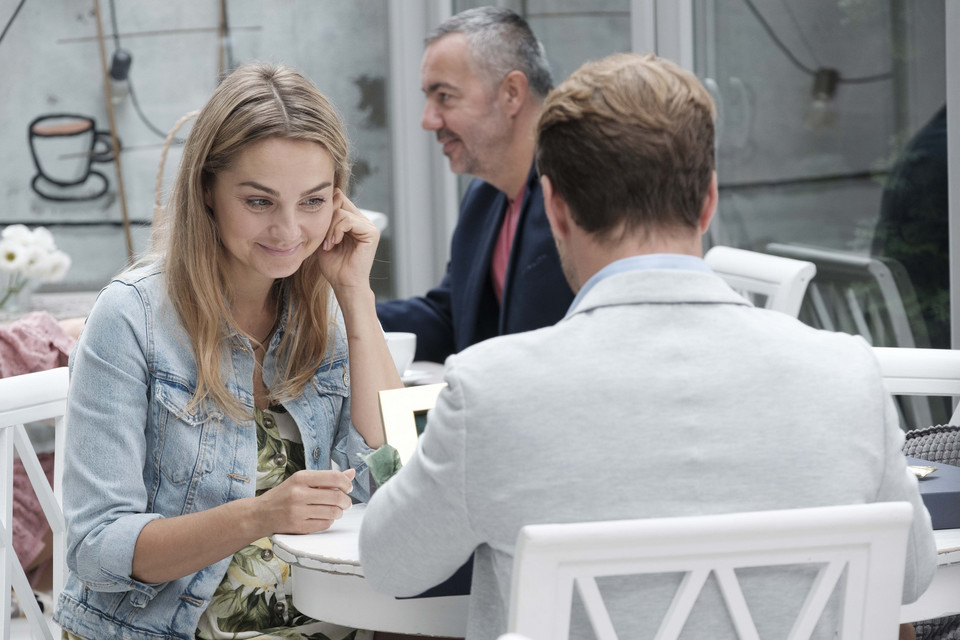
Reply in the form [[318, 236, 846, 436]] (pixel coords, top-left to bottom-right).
[[316, 189, 379, 294]]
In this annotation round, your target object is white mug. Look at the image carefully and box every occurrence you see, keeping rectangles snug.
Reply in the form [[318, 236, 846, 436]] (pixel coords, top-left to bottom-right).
[[384, 332, 417, 375]]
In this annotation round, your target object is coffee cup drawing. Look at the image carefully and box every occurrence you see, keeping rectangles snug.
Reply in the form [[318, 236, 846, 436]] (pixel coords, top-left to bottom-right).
[[28, 113, 116, 201]]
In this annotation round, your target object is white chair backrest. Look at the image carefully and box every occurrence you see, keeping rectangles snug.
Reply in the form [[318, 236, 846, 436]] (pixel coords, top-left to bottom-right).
[[507, 502, 914, 640], [704, 246, 816, 317], [765, 242, 924, 349], [873, 346, 960, 425], [0, 367, 69, 640]]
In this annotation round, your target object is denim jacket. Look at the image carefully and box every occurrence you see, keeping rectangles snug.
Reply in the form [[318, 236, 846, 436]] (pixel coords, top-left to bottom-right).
[[54, 265, 373, 640]]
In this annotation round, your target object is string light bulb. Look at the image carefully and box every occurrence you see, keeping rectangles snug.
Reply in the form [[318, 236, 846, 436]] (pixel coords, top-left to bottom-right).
[[803, 68, 839, 131], [109, 48, 132, 105]]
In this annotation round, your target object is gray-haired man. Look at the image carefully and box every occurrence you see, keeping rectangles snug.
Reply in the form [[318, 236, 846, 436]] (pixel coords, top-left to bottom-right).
[[377, 7, 574, 363]]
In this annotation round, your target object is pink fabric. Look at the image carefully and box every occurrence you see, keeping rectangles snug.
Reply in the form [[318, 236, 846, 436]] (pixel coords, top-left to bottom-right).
[[491, 184, 526, 304], [2, 312, 75, 588], [0, 311, 74, 378]]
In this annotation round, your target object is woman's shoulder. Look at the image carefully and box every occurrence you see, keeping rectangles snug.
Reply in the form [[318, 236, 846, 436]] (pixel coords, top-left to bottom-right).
[[112, 262, 165, 289], [89, 263, 168, 323]]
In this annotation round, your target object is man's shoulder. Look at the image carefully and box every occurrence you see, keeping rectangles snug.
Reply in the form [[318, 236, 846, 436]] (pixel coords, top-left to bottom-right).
[[445, 319, 565, 382], [722, 304, 887, 400]]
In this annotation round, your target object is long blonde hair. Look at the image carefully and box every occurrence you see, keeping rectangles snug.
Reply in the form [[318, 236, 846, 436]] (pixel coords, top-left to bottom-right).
[[149, 62, 351, 421]]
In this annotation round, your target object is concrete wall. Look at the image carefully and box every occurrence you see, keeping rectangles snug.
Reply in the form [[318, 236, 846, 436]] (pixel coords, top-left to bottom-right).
[[0, 0, 392, 293]]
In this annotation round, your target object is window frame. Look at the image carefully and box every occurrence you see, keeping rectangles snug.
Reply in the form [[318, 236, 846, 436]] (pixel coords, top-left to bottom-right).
[[638, 0, 959, 349]]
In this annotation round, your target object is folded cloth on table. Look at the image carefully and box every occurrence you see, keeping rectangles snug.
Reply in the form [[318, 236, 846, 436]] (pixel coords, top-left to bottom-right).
[[0, 311, 74, 378]]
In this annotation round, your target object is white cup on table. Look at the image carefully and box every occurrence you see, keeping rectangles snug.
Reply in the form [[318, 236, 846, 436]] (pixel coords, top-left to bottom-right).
[[384, 332, 416, 376]]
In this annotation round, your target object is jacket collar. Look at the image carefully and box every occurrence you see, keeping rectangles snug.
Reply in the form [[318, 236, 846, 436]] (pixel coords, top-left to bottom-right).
[[566, 269, 752, 319]]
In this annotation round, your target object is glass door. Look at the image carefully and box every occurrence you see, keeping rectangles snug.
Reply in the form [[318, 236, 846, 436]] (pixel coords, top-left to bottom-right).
[[686, 0, 952, 425], [693, 0, 947, 350]]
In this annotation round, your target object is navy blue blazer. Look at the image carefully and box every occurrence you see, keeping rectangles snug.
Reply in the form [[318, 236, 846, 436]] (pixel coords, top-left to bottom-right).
[[377, 164, 574, 362]]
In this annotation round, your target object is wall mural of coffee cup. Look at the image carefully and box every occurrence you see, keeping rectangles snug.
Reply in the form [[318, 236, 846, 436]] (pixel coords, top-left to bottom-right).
[[28, 113, 118, 202]]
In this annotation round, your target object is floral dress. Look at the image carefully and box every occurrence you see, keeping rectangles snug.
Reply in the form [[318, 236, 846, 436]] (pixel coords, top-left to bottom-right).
[[195, 405, 367, 640]]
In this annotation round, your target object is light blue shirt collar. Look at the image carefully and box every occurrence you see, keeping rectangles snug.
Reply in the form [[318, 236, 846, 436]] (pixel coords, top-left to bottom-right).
[[566, 254, 713, 317]]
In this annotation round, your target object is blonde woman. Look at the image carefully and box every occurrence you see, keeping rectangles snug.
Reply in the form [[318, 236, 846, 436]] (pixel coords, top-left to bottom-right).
[[54, 63, 401, 640]]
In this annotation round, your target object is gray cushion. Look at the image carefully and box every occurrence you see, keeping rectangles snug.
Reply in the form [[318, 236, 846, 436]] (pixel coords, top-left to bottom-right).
[[902, 423, 960, 639], [903, 424, 960, 467]]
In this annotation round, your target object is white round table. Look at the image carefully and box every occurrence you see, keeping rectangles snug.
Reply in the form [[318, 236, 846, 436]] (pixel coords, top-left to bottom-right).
[[272, 503, 469, 637]]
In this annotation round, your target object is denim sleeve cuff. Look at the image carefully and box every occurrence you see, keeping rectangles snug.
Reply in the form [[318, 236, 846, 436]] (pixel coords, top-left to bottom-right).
[[95, 513, 166, 595], [335, 427, 374, 503]]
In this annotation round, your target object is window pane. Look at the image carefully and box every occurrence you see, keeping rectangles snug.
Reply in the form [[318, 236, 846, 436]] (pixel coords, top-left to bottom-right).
[[694, 0, 948, 355]]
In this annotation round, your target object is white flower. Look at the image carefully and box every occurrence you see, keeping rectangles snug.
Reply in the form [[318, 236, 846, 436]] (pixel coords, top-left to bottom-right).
[[22, 245, 52, 279], [31, 226, 57, 252], [0, 238, 29, 273], [1, 224, 33, 246], [0, 225, 70, 292], [44, 250, 71, 282]]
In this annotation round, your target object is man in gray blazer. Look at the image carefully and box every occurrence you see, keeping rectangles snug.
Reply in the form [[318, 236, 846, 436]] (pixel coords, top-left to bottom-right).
[[360, 52, 937, 640]]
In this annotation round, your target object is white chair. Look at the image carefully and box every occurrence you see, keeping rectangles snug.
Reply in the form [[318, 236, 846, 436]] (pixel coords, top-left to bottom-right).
[[506, 502, 914, 640], [1, 367, 69, 640], [873, 346, 960, 427], [761, 243, 946, 425], [765, 243, 926, 348], [704, 246, 816, 317]]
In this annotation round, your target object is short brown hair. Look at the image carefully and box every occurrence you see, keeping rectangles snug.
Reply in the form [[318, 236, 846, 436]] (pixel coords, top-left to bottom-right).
[[536, 53, 716, 239]]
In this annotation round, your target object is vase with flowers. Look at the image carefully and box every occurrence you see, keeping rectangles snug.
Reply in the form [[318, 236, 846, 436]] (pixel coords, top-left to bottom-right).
[[0, 224, 71, 312]]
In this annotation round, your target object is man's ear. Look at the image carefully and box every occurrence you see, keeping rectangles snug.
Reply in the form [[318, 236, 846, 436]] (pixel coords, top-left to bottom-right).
[[698, 171, 718, 235], [541, 174, 570, 240], [499, 70, 529, 117]]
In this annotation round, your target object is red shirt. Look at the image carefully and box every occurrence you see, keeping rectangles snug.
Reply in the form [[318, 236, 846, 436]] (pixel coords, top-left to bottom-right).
[[491, 183, 527, 304]]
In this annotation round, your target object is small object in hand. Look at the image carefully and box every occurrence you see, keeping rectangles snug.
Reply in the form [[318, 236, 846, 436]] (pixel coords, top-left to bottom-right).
[[908, 464, 937, 479]]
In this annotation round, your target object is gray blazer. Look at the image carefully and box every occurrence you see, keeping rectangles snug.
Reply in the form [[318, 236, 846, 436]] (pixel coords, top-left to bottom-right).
[[360, 268, 937, 640]]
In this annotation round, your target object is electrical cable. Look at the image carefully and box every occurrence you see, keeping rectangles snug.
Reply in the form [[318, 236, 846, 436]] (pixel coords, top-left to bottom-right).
[[108, 0, 183, 143], [775, 0, 821, 68], [220, 0, 235, 75], [108, 0, 120, 49], [741, 0, 892, 84], [0, 0, 27, 48], [128, 79, 183, 142]]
